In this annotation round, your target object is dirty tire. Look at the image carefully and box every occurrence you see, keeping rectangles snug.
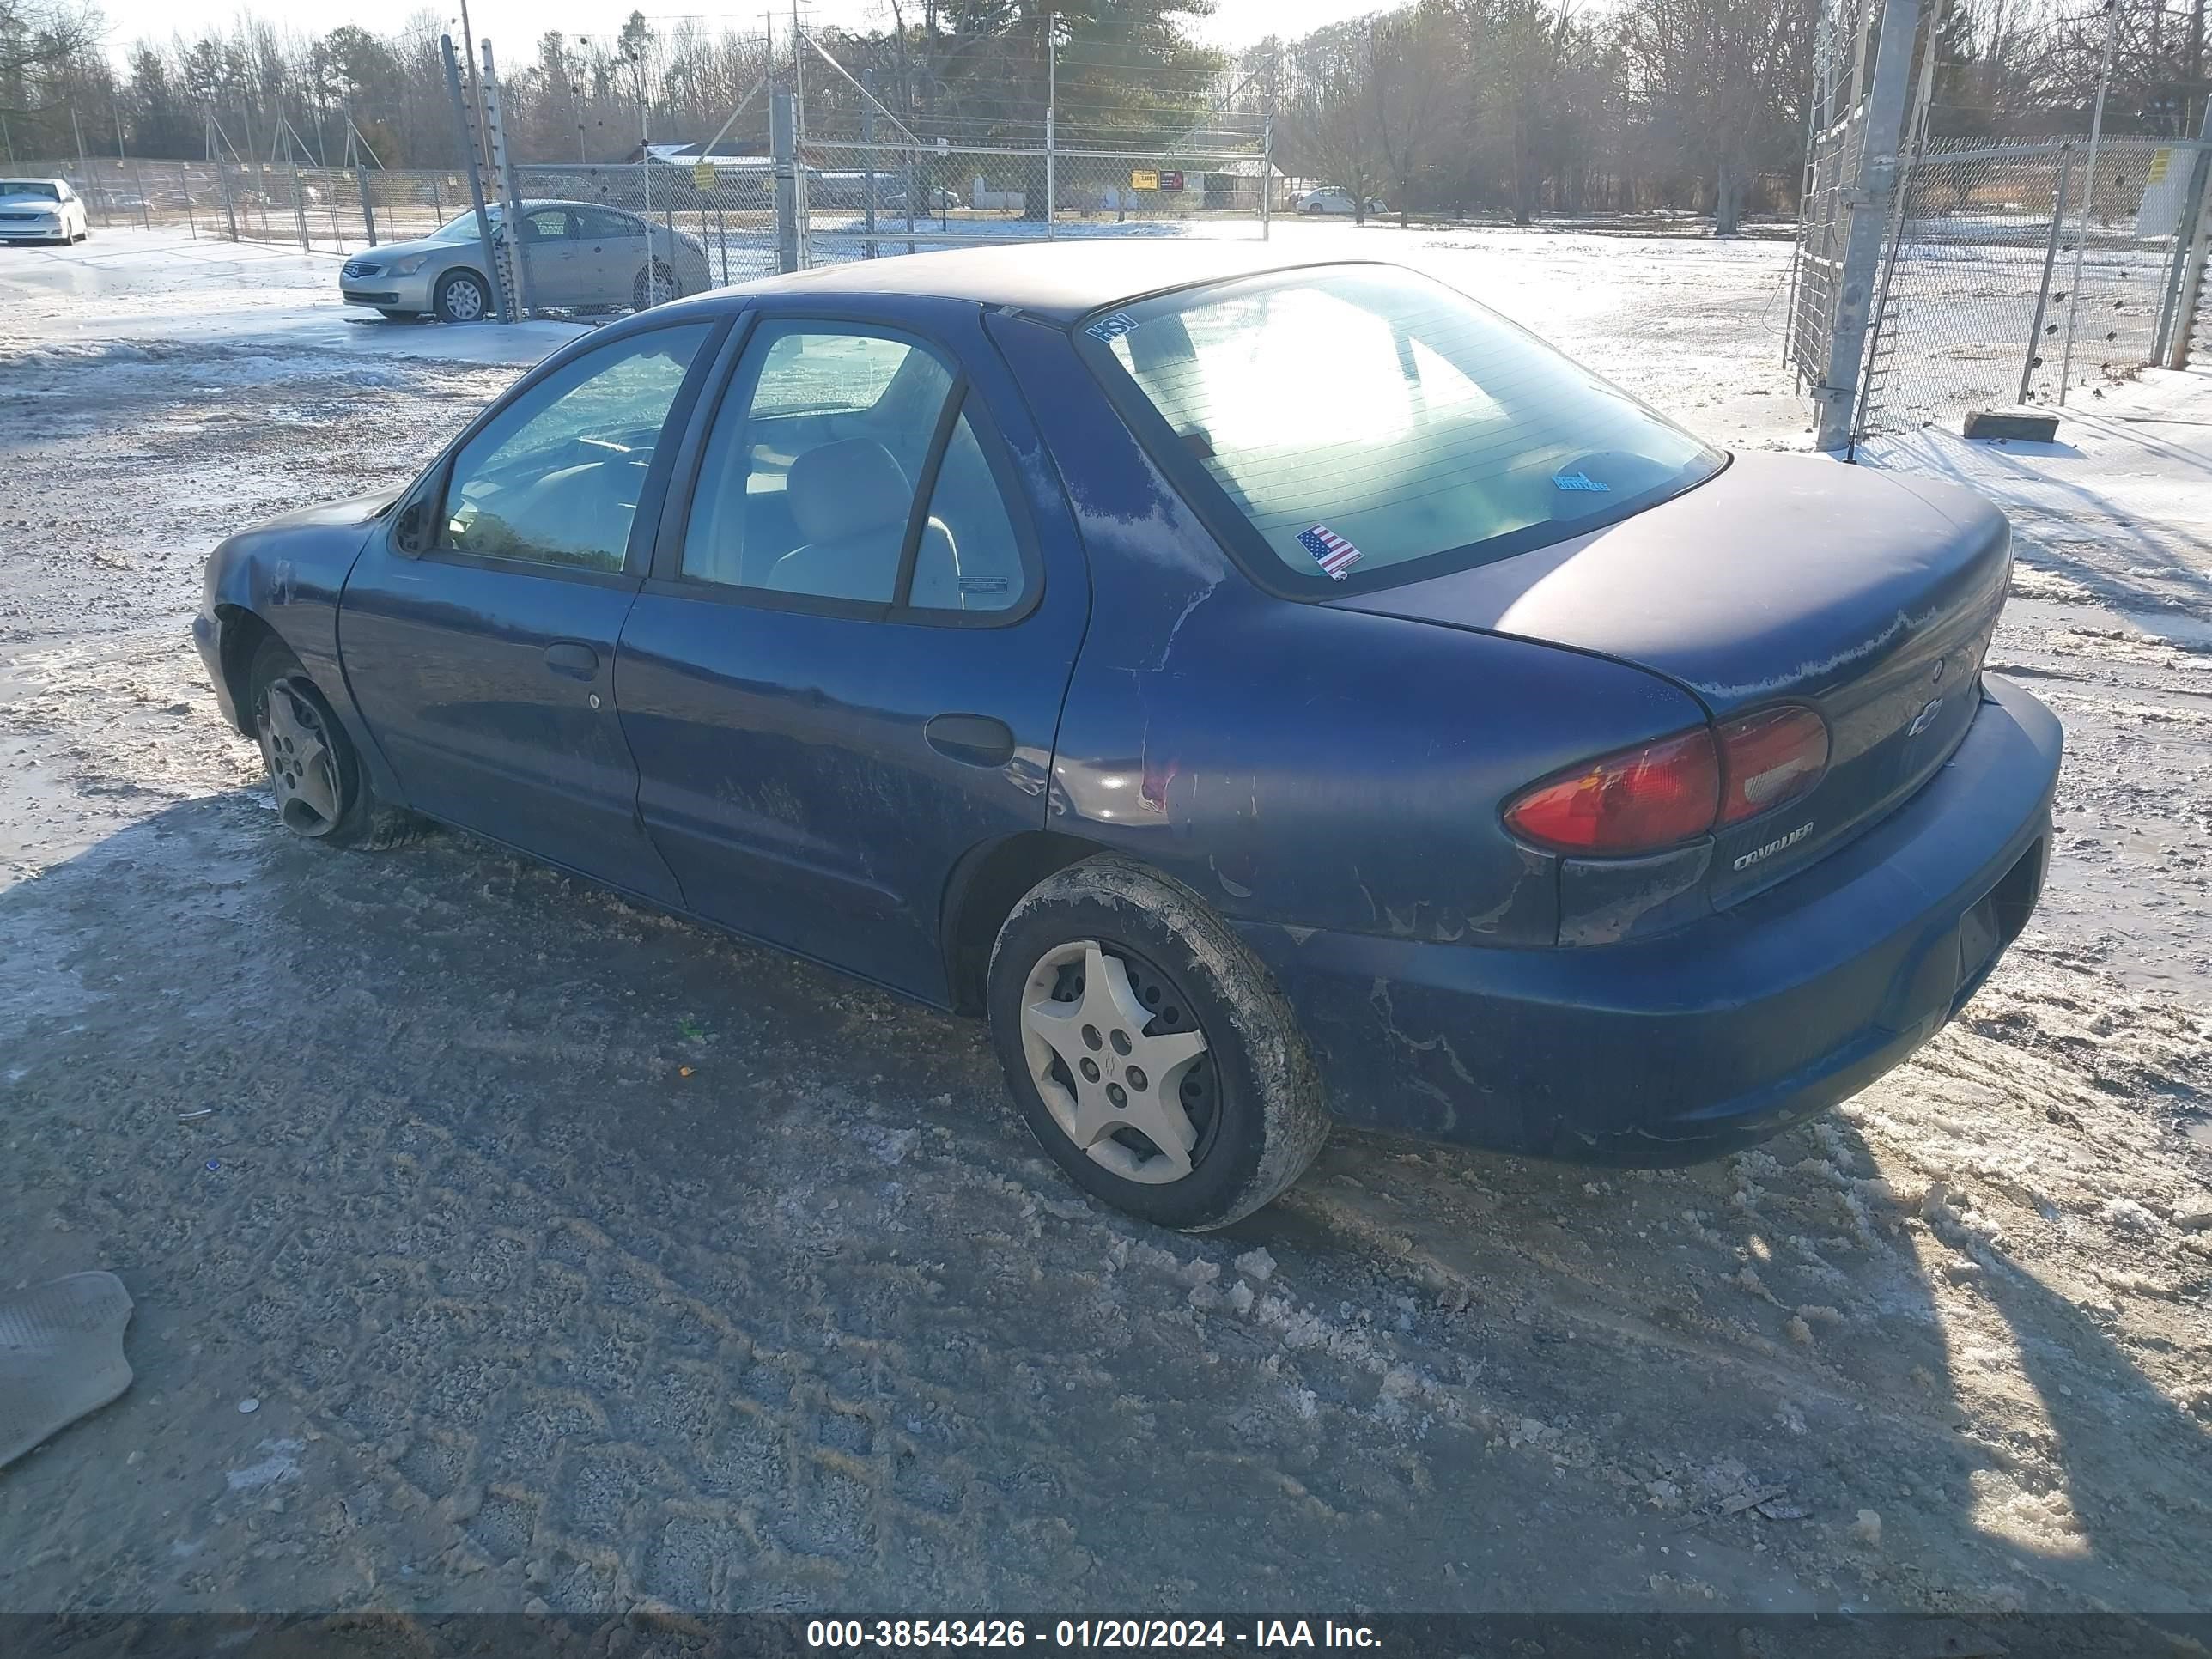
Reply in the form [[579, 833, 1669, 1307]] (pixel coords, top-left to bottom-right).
[[988, 856, 1328, 1231], [247, 636, 429, 853], [433, 269, 489, 324], [634, 259, 678, 311]]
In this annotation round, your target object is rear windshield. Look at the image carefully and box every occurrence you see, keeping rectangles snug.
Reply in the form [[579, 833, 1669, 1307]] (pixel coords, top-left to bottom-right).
[[1082, 264, 1722, 592], [2, 181, 62, 201]]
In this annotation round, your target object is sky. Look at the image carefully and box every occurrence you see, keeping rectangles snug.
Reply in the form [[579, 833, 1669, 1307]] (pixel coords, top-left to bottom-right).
[[91, 0, 1371, 62]]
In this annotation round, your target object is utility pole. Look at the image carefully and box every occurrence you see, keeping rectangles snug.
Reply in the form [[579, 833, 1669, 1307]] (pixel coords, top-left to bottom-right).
[[1810, 0, 1925, 452], [459, 0, 494, 206], [441, 33, 507, 321]]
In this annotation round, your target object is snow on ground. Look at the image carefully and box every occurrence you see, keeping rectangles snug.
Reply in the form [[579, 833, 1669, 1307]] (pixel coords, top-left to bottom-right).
[[0, 222, 2208, 1620]]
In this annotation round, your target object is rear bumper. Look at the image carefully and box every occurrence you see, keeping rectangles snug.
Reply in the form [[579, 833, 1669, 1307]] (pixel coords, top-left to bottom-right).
[[1237, 674, 2062, 1164]]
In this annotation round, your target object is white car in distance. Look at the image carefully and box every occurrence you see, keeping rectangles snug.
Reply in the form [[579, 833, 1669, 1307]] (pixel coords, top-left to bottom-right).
[[0, 179, 91, 244]]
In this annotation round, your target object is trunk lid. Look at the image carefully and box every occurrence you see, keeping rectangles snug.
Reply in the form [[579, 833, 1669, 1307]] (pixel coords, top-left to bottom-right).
[[1328, 453, 2012, 905]]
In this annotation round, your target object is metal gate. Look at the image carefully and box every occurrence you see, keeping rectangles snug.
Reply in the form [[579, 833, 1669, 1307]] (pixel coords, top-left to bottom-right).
[[1855, 136, 2212, 437]]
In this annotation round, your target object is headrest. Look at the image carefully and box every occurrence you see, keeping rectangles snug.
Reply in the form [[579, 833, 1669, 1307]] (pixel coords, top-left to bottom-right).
[[787, 439, 911, 547]]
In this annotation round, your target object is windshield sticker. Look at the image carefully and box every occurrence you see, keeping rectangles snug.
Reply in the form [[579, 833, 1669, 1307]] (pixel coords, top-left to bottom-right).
[[1553, 471, 1611, 492], [1297, 524, 1364, 581], [1086, 312, 1139, 343]]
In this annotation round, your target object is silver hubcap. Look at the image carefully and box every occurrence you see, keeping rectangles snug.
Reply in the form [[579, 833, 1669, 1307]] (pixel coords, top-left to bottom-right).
[[258, 681, 343, 836], [1020, 940, 1209, 1185], [641, 264, 677, 305], [443, 276, 483, 320]]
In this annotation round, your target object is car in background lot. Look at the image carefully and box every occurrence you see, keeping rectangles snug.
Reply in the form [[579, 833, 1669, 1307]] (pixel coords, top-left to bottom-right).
[[339, 199, 713, 321], [1296, 186, 1387, 216], [197, 243, 2058, 1231], [0, 178, 89, 243]]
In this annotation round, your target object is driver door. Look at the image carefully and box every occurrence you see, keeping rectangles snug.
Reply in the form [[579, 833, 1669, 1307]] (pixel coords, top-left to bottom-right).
[[338, 319, 722, 902]]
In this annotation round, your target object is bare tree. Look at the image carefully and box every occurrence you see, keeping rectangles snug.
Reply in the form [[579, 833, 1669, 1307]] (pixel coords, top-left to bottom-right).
[[1368, 0, 1458, 223], [1621, 0, 1812, 234], [1282, 21, 1389, 222]]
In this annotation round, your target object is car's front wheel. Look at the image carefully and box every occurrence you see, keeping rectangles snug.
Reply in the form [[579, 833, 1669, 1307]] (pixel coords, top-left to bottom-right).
[[433, 269, 490, 323], [247, 637, 426, 851], [988, 857, 1328, 1231]]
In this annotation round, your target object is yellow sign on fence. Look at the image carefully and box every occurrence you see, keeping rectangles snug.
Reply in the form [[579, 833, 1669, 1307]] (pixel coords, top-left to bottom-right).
[[1130, 169, 1159, 191], [693, 162, 720, 190]]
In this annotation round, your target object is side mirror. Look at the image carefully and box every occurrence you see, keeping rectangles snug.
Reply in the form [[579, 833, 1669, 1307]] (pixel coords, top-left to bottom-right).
[[393, 499, 428, 556]]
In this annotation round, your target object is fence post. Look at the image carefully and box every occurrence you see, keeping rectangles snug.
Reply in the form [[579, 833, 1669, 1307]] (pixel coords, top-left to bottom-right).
[[2018, 143, 2075, 404], [217, 161, 238, 241], [772, 88, 799, 276], [291, 167, 309, 249], [359, 166, 378, 245], [2160, 108, 2212, 368], [1043, 33, 1056, 241], [861, 67, 878, 259], [1811, 0, 1923, 453], [1261, 112, 1273, 242]]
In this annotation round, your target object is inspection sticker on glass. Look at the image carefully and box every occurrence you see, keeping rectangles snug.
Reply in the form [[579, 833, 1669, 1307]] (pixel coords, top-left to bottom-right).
[[1297, 524, 1364, 580], [1086, 312, 1139, 343], [1553, 471, 1611, 492]]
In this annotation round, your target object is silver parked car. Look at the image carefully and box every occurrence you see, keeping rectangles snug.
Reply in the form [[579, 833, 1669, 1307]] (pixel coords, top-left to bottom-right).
[[340, 199, 714, 322]]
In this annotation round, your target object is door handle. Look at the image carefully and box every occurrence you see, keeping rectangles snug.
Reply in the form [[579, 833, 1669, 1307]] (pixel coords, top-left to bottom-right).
[[925, 713, 1015, 768], [544, 641, 599, 680]]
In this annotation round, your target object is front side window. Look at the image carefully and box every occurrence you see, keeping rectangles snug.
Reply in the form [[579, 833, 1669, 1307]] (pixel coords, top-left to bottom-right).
[[680, 325, 955, 599], [438, 324, 711, 572], [1086, 264, 1720, 592]]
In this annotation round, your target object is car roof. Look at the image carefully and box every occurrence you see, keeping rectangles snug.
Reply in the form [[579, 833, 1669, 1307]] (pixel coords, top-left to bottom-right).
[[720, 240, 1389, 326]]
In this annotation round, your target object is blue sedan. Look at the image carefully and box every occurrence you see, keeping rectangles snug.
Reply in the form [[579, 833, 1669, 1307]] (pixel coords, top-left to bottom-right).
[[192, 243, 2060, 1231]]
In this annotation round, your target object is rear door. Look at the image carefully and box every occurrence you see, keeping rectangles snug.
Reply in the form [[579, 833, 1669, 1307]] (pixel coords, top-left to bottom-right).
[[519, 205, 586, 306], [339, 319, 721, 902], [576, 206, 649, 307], [614, 302, 1091, 1000]]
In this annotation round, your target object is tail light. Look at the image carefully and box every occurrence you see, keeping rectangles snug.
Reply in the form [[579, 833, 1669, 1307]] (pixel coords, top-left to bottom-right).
[[1503, 728, 1720, 854], [1504, 706, 1829, 856], [1717, 706, 1829, 825]]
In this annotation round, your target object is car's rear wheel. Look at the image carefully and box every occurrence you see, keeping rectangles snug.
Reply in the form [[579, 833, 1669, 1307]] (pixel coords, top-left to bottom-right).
[[434, 269, 489, 323], [247, 637, 426, 852], [635, 259, 678, 310], [988, 857, 1328, 1231]]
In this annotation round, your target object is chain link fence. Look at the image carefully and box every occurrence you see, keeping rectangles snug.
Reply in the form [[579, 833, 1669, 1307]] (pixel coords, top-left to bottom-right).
[[1856, 136, 2211, 435], [15, 156, 473, 253]]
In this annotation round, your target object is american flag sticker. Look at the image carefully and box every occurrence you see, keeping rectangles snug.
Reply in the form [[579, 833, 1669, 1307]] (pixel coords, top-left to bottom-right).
[[1086, 311, 1139, 343], [1297, 524, 1363, 580]]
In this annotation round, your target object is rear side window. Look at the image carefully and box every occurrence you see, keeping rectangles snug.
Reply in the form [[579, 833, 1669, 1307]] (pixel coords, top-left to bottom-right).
[[679, 324, 954, 598], [1086, 265, 1720, 592], [910, 410, 1024, 614]]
